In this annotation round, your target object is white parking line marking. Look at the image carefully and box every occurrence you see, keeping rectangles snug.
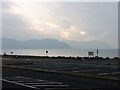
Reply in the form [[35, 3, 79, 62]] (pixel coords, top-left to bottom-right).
[[16, 76, 34, 80], [2, 79, 39, 89], [2, 76, 69, 89], [36, 78, 62, 84], [4, 76, 62, 84], [98, 72, 120, 76], [23, 82, 61, 85], [111, 72, 120, 74], [98, 73, 109, 75], [48, 81, 62, 84], [16, 76, 61, 84], [32, 85, 69, 87], [73, 70, 93, 72], [95, 69, 99, 71], [16, 81, 38, 83], [17, 76, 47, 82]]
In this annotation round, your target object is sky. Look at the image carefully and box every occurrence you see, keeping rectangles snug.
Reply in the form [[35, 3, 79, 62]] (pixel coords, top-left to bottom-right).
[[1, 0, 118, 48]]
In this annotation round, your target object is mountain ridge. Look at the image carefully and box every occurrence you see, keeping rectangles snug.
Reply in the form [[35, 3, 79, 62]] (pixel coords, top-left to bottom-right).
[[63, 40, 111, 49], [1, 38, 111, 49], [2, 38, 71, 49]]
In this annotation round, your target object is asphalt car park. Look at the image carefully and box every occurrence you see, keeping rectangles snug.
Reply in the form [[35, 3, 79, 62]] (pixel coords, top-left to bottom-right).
[[2, 67, 119, 90]]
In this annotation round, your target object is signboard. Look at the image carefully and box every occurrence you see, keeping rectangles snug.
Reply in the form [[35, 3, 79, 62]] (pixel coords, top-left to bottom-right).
[[88, 52, 94, 55], [88, 52, 94, 57]]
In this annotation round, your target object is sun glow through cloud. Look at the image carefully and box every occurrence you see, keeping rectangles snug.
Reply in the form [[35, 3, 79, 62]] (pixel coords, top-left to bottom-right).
[[80, 31, 87, 36], [8, 2, 59, 35], [8, 1, 82, 40], [60, 31, 70, 39], [3, 1, 118, 48], [45, 22, 59, 28]]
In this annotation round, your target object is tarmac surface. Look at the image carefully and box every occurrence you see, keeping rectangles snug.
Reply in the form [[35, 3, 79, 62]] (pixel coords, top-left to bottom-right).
[[2, 67, 119, 90], [1, 56, 120, 90], [2, 57, 119, 78]]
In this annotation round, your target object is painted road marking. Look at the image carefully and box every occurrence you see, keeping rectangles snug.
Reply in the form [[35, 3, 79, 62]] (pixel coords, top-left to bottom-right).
[[22, 82, 62, 85], [98, 72, 120, 76], [17, 76, 62, 84], [95, 69, 99, 71], [111, 72, 120, 74], [16, 81, 38, 83], [98, 73, 109, 75], [2, 79, 38, 89], [73, 70, 93, 72], [32, 85, 69, 87], [2, 76, 69, 89]]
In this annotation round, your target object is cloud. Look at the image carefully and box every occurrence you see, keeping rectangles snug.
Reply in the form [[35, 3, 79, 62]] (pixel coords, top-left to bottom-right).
[[80, 31, 87, 36], [45, 22, 59, 28], [60, 31, 70, 39], [2, 2, 118, 48]]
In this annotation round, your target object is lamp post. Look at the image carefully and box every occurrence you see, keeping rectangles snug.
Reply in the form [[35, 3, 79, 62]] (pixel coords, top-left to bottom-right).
[[46, 50, 48, 56], [97, 49, 99, 57], [11, 52, 13, 55]]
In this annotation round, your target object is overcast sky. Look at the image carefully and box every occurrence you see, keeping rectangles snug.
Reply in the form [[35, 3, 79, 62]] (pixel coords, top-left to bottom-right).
[[1, 0, 118, 48]]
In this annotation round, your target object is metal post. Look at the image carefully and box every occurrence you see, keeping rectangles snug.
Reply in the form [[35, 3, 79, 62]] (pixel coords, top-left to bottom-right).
[[97, 49, 98, 57], [46, 50, 48, 56]]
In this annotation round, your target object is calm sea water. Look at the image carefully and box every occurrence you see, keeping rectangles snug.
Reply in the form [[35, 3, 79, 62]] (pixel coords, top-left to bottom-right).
[[1, 49, 118, 58]]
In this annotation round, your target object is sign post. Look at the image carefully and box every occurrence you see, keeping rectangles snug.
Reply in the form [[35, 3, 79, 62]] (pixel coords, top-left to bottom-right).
[[88, 52, 94, 57]]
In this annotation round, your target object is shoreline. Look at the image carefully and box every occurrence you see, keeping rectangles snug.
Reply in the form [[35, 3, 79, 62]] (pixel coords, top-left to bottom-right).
[[1, 54, 120, 60]]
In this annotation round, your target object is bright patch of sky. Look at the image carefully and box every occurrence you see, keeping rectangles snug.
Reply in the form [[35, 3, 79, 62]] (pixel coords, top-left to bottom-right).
[[1, 0, 118, 48]]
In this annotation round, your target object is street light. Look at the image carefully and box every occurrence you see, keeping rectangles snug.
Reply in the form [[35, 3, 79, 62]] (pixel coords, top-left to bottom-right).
[[46, 50, 48, 56]]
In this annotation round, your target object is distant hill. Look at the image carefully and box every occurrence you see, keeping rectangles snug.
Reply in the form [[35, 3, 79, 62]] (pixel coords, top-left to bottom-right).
[[1, 38, 112, 49], [63, 40, 111, 49], [2, 38, 71, 49]]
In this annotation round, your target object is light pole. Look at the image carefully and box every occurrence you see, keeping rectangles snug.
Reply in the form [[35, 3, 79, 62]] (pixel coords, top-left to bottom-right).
[[97, 49, 99, 57], [11, 52, 13, 55], [46, 50, 48, 56]]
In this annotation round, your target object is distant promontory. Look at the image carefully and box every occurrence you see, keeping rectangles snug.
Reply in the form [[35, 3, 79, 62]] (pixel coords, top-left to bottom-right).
[[2, 38, 71, 49], [1, 38, 111, 49]]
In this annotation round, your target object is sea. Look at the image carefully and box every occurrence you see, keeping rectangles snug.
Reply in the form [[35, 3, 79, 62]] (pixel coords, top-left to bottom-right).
[[1, 49, 118, 58]]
